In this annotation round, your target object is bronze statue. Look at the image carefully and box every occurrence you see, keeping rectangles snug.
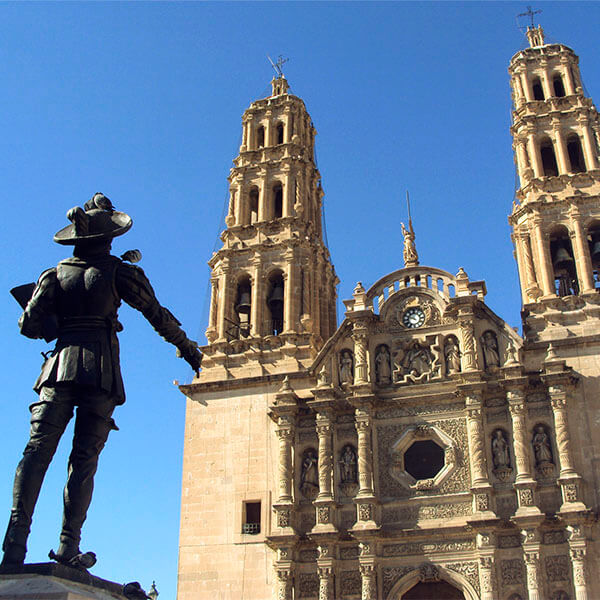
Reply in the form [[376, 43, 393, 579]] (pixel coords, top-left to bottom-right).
[[1, 194, 202, 570]]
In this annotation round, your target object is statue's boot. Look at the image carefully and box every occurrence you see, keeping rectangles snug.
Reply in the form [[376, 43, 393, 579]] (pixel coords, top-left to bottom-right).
[[0, 543, 26, 568]]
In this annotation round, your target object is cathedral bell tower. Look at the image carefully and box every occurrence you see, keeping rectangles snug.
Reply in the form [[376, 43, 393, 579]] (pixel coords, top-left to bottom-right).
[[508, 25, 600, 342], [202, 73, 338, 379]]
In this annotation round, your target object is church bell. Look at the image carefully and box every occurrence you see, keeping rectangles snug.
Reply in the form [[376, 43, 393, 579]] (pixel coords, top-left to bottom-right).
[[267, 281, 284, 311], [235, 290, 251, 315], [552, 243, 574, 270]]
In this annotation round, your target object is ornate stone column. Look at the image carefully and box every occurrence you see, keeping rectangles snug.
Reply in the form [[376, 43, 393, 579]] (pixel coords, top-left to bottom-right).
[[507, 389, 540, 516], [531, 218, 555, 297], [546, 384, 587, 511], [459, 319, 477, 371], [465, 393, 494, 515], [352, 323, 369, 385], [317, 565, 334, 600], [313, 410, 336, 531], [316, 412, 333, 501], [516, 230, 542, 302], [276, 415, 295, 504], [258, 178, 267, 221], [570, 216, 595, 292], [561, 59, 576, 94], [317, 544, 335, 600], [355, 409, 374, 497], [570, 546, 589, 600], [579, 119, 599, 170], [206, 277, 219, 343], [275, 565, 294, 600], [520, 71, 533, 102], [216, 264, 232, 341], [358, 545, 377, 600], [527, 130, 543, 177], [478, 556, 496, 600], [283, 168, 294, 218], [466, 395, 487, 486], [353, 405, 377, 529], [540, 62, 553, 99], [283, 259, 296, 334], [476, 532, 497, 600], [552, 127, 570, 174], [250, 261, 263, 337], [523, 546, 543, 600]]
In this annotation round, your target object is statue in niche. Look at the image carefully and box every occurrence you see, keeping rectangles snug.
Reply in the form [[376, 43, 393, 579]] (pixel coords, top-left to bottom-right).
[[491, 429, 510, 469], [400, 341, 432, 377], [533, 425, 553, 466], [444, 336, 461, 374], [481, 330, 500, 368], [300, 448, 319, 499], [339, 445, 357, 484], [339, 350, 353, 385], [374, 345, 391, 385]]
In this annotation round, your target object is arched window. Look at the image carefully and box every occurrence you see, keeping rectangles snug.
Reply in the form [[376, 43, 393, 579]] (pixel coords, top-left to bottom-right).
[[272, 183, 283, 219], [276, 122, 284, 144], [249, 187, 259, 224], [550, 226, 578, 296], [566, 134, 586, 173], [266, 271, 284, 335], [553, 74, 566, 97], [539, 137, 559, 176], [532, 77, 545, 100], [233, 276, 252, 339], [256, 126, 265, 148]]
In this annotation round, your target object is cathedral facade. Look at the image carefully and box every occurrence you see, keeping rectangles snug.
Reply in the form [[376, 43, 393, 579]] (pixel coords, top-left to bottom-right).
[[177, 26, 600, 600]]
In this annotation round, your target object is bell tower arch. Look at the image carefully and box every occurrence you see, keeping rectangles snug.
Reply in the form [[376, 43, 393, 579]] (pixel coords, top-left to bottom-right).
[[203, 73, 338, 378], [509, 25, 600, 323]]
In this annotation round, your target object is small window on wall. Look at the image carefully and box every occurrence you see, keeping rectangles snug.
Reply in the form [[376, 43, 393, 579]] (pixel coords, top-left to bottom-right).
[[276, 122, 284, 144], [242, 501, 261, 535]]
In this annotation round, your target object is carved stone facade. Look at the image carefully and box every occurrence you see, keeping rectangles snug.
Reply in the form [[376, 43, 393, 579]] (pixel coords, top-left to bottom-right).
[[178, 26, 600, 600]]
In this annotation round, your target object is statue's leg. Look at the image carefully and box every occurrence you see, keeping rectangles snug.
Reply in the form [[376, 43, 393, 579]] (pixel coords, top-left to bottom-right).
[[58, 390, 116, 559], [1, 387, 73, 565]]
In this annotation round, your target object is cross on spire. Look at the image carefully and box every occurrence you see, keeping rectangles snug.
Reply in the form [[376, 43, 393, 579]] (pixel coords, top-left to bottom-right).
[[517, 6, 542, 29], [268, 55, 289, 79]]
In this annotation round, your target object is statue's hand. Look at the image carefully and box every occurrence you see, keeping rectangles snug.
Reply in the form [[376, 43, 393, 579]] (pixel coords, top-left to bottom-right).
[[177, 339, 202, 373]]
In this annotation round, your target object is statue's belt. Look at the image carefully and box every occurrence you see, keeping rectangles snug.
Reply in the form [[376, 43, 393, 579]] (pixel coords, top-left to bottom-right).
[[59, 316, 114, 331]]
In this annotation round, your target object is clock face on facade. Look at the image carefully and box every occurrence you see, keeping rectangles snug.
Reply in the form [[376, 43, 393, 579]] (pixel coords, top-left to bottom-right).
[[402, 306, 426, 329]]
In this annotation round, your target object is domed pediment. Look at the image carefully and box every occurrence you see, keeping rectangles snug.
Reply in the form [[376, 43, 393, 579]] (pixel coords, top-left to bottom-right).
[[311, 265, 521, 389]]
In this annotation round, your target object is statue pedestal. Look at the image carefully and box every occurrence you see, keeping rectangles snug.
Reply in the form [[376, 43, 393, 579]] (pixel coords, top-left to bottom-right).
[[0, 563, 127, 599]]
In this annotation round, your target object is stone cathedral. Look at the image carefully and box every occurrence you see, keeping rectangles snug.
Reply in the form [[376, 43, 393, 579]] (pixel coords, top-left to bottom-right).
[[177, 26, 600, 600]]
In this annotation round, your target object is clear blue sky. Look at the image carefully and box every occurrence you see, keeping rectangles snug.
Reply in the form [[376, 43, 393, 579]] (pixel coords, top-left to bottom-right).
[[1, 2, 599, 597]]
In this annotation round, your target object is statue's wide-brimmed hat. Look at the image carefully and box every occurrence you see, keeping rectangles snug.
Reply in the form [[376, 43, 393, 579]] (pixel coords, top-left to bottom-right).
[[54, 195, 132, 245]]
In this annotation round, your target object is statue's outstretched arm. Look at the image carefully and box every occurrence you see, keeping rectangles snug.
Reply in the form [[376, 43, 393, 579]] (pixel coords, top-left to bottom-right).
[[116, 262, 202, 372]]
